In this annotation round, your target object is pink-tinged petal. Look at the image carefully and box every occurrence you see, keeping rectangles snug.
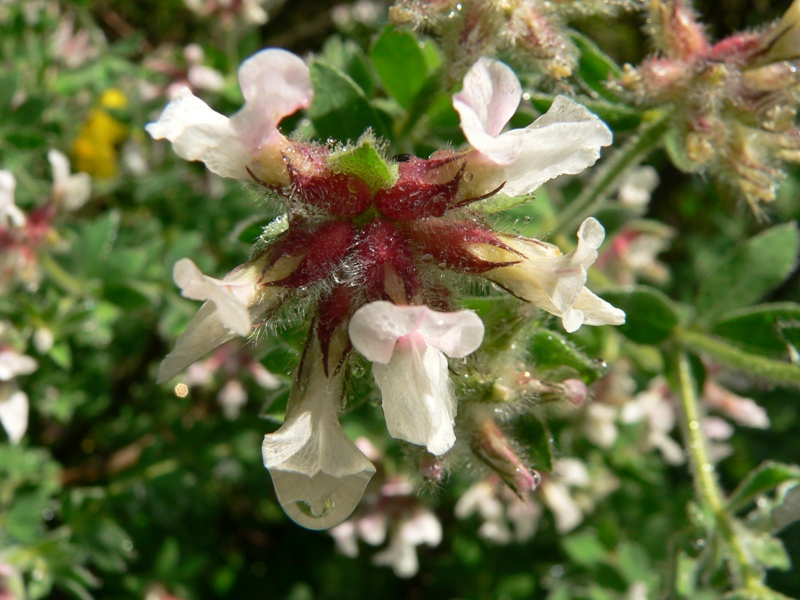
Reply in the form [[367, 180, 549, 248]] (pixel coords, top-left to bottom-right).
[[349, 301, 484, 363], [146, 88, 251, 180], [373, 337, 456, 456], [0, 387, 28, 444], [416, 308, 485, 358], [453, 58, 522, 165], [263, 363, 375, 530], [348, 301, 424, 364], [233, 49, 312, 153]]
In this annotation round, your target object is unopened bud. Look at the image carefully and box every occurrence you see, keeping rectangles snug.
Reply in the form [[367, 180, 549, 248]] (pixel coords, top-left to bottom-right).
[[419, 455, 445, 482], [652, 0, 710, 61], [471, 416, 539, 498]]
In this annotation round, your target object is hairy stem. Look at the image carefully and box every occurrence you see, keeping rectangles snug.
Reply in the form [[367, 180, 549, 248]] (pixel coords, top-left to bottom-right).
[[677, 329, 800, 388], [674, 350, 762, 590]]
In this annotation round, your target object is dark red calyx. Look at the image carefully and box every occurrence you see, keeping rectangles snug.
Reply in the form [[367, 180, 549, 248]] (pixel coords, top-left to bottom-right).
[[407, 219, 522, 274], [374, 154, 464, 221], [286, 147, 373, 218], [261, 219, 356, 288], [315, 284, 355, 376], [355, 218, 419, 303]]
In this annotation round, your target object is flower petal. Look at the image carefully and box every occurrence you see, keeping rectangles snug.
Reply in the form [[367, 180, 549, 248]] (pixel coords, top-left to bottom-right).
[[497, 96, 613, 196], [0, 350, 38, 381], [480, 218, 624, 332], [145, 88, 251, 180], [262, 367, 375, 530], [157, 301, 238, 383], [0, 170, 25, 229], [349, 301, 484, 363], [173, 258, 251, 336], [48, 149, 91, 211], [232, 48, 312, 153], [416, 307, 485, 358], [0, 386, 28, 444], [348, 301, 423, 364], [373, 338, 456, 456], [453, 58, 522, 164]]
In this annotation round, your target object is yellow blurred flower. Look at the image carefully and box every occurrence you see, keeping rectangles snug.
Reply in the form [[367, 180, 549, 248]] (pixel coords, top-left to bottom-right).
[[71, 89, 129, 178]]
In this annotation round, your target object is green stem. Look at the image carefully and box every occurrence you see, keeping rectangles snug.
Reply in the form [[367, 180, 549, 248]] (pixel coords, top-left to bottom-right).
[[552, 108, 673, 236], [677, 329, 800, 388], [674, 350, 762, 590]]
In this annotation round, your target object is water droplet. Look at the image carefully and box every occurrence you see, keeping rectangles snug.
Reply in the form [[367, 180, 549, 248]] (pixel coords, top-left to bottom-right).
[[351, 364, 365, 378], [523, 216, 531, 223], [530, 469, 541, 488], [463, 171, 474, 182], [42, 508, 54, 521], [550, 565, 564, 578], [693, 538, 706, 550], [296, 496, 336, 519]]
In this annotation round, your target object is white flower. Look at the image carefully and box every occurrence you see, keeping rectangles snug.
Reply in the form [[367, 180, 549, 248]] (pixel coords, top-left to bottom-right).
[[622, 382, 685, 465], [372, 509, 442, 578], [48, 149, 91, 212], [472, 218, 625, 332], [262, 354, 375, 530], [0, 386, 29, 445], [158, 258, 280, 383], [540, 458, 591, 533], [583, 402, 619, 449], [618, 165, 659, 208], [453, 57, 612, 197], [146, 48, 312, 185], [703, 380, 770, 429], [0, 348, 37, 444], [348, 302, 484, 456], [0, 171, 25, 229]]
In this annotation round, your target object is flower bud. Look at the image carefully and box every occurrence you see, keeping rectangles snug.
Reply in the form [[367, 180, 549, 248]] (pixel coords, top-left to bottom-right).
[[470, 414, 539, 498]]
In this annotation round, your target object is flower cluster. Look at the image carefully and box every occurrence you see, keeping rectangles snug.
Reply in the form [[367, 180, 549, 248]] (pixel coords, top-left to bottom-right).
[[147, 48, 623, 528], [389, 0, 636, 82], [618, 0, 800, 213], [1, 150, 91, 292]]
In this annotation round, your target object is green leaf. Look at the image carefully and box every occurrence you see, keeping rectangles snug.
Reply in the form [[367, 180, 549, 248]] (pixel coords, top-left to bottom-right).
[[0, 71, 18, 119], [772, 484, 800, 531], [328, 137, 396, 193], [712, 303, 800, 359], [370, 26, 430, 110], [529, 328, 607, 384], [749, 533, 790, 571], [696, 223, 800, 323], [572, 32, 622, 101], [727, 461, 800, 513], [308, 61, 389, 142], [562, 530, 607, 567], [511, 414, 555, 472], [320, 36, 376, 96], [602, 286, 681, 345]]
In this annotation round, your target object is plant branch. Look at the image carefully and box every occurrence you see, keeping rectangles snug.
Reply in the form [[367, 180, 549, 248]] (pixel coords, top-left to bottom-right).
[[674, 350, 762, 590], [677, 329, 800, 388]]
